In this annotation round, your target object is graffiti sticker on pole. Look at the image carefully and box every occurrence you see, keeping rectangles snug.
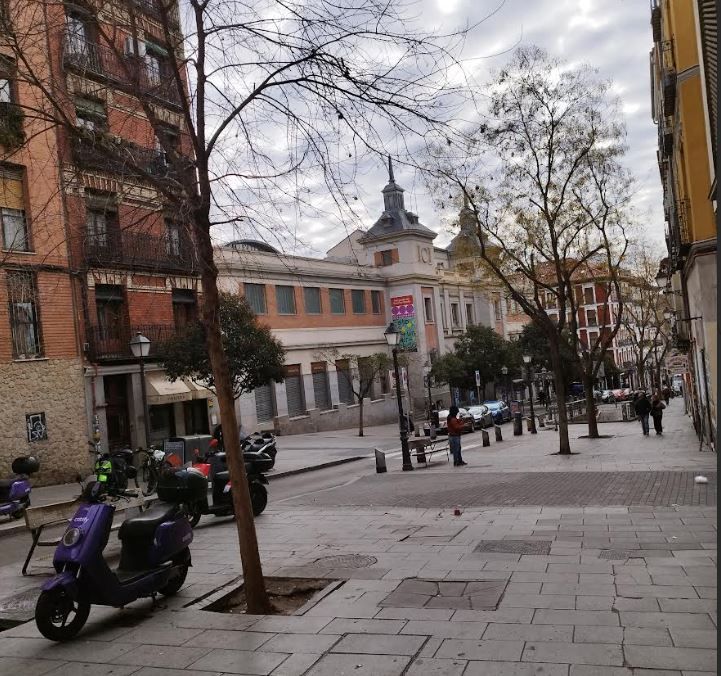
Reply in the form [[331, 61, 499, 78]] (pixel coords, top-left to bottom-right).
[[391, 295, 417, 351]]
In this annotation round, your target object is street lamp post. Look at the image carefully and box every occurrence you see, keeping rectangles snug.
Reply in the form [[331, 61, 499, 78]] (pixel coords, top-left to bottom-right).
[[423, 364, 432, 419], [385, 323, 413, 471], [501, 365, 508, 402], [130, 331, 152, 449], [523, 354, 537, 434]]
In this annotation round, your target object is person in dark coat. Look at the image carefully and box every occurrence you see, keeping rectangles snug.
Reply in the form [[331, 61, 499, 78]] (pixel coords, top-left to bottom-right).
[[634, 392, 652, 436], [651, 392, 666, 435], [447, 406, 467, 466], [662, 386, 671, 405]]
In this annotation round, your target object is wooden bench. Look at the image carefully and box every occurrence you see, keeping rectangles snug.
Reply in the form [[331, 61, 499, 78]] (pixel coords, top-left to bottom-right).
[[22, 494, 147, 575], [409, 438, 449, 466]]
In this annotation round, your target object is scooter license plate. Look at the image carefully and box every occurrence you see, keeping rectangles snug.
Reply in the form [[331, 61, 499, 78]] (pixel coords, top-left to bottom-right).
[[223, 483, 231, 494]]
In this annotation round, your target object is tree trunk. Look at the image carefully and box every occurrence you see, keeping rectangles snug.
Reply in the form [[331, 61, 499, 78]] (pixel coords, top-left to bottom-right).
[[549, 342, 571, 454], [358, 397, 364, 437], [194, 215, 272, 614], [583, 370, 599, 438]]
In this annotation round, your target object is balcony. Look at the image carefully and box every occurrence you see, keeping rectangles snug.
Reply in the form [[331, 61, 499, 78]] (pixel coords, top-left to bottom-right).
[[651, 6, 662, 43], [70, 136, 175, 180], [63, 37, 183, 107], [84, 230, 196, 273], [86, 323, 178, 361], [134, 0, 180, 26], [662, 71, 676, 117]]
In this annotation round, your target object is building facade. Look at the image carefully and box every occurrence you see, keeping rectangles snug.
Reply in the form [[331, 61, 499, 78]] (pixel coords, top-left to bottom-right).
[[650, 0, 717, 448], [217, 163, 495, 434]]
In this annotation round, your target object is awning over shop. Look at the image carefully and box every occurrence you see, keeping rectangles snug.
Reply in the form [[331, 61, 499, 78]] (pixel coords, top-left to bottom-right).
[[146, 373, 193, 405], [146, 373, 213, 405]]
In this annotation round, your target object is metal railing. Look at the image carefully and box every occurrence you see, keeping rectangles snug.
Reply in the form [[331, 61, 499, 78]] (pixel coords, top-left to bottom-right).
[[63, 36, 183, 107], [84, 229, 195, 272], [70, 135, 173, 179], [86, 323, 179, 361]]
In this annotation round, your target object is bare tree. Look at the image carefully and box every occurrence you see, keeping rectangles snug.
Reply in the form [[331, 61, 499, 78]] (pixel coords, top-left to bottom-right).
[[3, 0, 470, 610], [620, 253, 672, 391], [314, 350, 391, 437], [425, 46, 634, 453]]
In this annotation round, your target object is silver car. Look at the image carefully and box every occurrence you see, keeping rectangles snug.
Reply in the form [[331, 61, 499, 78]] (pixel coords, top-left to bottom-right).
[[466, 405, 494, 429]]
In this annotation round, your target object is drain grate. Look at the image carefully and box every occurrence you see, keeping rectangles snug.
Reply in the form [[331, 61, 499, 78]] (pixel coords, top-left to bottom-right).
[[474, 540, 551, 555], [598, 549, 645, 560], [313, 554, 378, 569]]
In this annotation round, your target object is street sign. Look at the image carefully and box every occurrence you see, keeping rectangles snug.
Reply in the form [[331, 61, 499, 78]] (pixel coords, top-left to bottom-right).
[[475, 370, 481, 386]]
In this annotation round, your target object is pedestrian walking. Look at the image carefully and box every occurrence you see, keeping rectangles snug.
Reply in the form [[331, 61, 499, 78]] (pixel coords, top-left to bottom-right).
[[447, 405, 467, 466], [662, 386, 671, 405], [634, 391, 652, 436], [651, 392, 666, 435]]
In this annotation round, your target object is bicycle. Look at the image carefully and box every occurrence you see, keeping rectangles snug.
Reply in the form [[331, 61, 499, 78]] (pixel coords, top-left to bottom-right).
[[137, 445, 182, 496]]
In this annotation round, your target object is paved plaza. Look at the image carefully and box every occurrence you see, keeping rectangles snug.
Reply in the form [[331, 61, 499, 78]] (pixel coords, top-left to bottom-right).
[[0, 401, 714, 675]]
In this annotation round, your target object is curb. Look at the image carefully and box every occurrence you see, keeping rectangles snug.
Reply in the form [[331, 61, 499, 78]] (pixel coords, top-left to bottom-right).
[[268, 456, 365, 481], [0, 456, 367, 540]]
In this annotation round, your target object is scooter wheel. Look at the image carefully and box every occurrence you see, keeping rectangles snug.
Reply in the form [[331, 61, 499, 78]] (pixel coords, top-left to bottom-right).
[[250, 482, 268, 516], [35, 590, 90, 642], [187, 505, 202, 528], [11, 507, 25, 520], [159, 549, 190, 596]]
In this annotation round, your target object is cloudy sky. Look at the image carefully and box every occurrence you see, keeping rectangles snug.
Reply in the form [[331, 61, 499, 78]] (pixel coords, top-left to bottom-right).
[[231, 0, 665, 258]]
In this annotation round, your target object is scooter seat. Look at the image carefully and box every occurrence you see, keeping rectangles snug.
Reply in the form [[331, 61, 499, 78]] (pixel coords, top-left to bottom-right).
[[0, 477, 16, 489], [118, 503, 178, 541]]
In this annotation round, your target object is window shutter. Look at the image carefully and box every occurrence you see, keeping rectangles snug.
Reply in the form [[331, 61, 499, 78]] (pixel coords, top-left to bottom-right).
[[0, 166, 24, 210]]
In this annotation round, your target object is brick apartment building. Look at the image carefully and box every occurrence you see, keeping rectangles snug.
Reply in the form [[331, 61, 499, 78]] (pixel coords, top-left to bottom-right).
[[0, 0, 209, 481]]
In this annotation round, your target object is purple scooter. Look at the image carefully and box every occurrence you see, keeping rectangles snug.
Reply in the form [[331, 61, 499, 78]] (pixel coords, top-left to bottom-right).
[[0, 456, 39, 519], [35, 468, 206, 641]]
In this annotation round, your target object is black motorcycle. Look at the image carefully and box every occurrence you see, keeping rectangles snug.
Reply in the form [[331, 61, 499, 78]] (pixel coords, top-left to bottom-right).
[[89, 441, 139, 496], [213, 426, 277, 469], [188, 438, 271, 527]]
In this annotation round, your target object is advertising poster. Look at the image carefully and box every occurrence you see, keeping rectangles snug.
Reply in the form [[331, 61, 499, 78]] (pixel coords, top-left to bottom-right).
[[391, 295, 417, 352]]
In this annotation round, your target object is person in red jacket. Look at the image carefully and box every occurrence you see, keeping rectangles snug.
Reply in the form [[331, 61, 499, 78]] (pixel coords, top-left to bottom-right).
[[447, 406, 467, 466]]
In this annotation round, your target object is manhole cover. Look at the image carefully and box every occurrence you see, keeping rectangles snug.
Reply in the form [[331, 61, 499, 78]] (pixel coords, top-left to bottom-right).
[[313, 554, 378, 569], [474, 540, 551, 555], [598, 550, 645, 560]]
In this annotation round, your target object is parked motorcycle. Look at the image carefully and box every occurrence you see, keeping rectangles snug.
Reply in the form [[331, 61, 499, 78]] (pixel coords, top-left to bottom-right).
[[0, 456, 39, 520], [213, 425, 277, 469], [188, 438, 271, 526], [89, 441, 139, 495], [34, 468, 204, 641], [138, 444, 182, 496]]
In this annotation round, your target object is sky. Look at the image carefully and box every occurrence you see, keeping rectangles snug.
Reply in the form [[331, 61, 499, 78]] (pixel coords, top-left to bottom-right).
[[230, 0, 666, 258]]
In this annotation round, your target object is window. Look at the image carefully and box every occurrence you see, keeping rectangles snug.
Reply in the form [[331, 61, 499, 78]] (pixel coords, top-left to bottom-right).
[[244, 283, 266, 314], [0, 57, 13, 104], [336, 359, 354, 404], [65, 13, 91, 56], [155, 124, 180, 167], [329, 288, 345, 314], [144, 42, 168, 87], [450, 303, 460, 327], [304, 287, 321, 314], [165, 218, 182, 257], [172, 289, 196, 329], [423, 297, 434, 323], [586, 309, 597, 326], [440, 299, 446, 328], [0, 165, 28, 251], [75, 98, 106, 132], [95, 285, 124, 340], [584, 287, 595, 305], [493, 299, 501, 321], [351, 289, 366, 314], [546, 292, 557, 309], [358, 357, 375, 400], [377, 249, 395, 266], [7, 270, 42, 358], [465, 303, 474, 326], [85, 191, 117, 253], [371, 290, 381, 314], [275, 285, 296, 314]]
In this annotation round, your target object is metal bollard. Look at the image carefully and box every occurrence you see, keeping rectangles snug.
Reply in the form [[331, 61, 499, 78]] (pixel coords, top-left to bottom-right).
[[375, 448, 387, 474], [495, 425, 503, 442], [513, 413, 523, 436], [482, 429, 490, 447]]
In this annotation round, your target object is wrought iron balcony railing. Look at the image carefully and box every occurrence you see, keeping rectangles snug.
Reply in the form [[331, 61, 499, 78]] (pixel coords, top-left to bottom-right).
[[84, 229, 196, 273], [86, 323, 179, 361], [70, 135, 175, 179], [63, 36, 183, 107]]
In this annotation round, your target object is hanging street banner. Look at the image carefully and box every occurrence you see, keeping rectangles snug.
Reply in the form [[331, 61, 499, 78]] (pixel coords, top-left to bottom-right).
[[391, 294, 417, 352]]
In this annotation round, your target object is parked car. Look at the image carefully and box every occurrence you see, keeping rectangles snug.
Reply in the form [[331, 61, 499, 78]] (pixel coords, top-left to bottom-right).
[[601, 389, 616, 403], [466, 405, 494, 429], [483, 400, 512, 424], [611, 388, 626, 401], [437, 408, 475, 434], [570, 382, 584, 397]]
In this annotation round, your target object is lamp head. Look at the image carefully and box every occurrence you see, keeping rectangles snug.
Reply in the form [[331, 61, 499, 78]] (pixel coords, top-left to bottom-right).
[[500, 365, 508, 375], [384, 322, 400, 348], [130, 332, 151, 358], [522, 354, 531, 364]]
